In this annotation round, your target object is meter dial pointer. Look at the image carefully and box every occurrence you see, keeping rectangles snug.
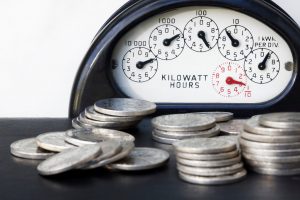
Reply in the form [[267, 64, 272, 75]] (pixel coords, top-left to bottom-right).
[[226, 77, 246, 86], [258, 52, 270, 70], [225, 30, 239, 47], [197, 31, 210, 48], [136, 58, 155, 69], [163, 34, 180, 46]]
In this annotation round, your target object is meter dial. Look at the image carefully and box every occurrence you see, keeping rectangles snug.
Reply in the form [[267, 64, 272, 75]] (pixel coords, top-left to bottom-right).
[[244, 48, 280, 84], [122, 47, 158, 82], [218, 25, 254, 61], [183, 16, 219, 52], [212, 62, 247, 97], [149, 24, 185, 60]]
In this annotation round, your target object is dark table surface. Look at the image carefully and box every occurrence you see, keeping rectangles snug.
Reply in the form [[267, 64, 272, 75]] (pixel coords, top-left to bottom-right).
[[1, 118, 300, 200]]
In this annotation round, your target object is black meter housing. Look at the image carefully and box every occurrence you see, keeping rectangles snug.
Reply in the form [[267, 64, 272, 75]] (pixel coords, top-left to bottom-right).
[[69, 0, 300, 118]]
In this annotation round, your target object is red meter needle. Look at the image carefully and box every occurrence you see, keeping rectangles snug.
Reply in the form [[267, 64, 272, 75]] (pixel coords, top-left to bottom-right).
[[226, 77, 246, 86]]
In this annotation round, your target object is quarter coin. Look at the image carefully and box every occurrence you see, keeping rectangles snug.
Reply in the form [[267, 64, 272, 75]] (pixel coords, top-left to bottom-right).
[[259, 112, 300, 129], [194, 112, 233, 122], [152, 131, 178, 145], [107, 147, 169, 171], [94, 98, 156, 117], [10, 138, 54, 160], [239, 137, 300, 150], [176, 149, 239, 161], [241, 130, 300, 143], [152, 113, 216, 132], [219, 119, 247, 135], [177, 155, 241, 167], [36, 132, 75, 152], [242, 152, 300, 163]]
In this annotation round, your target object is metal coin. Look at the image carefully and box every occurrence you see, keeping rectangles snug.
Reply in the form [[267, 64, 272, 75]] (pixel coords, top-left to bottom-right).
[[152, 113, 216, 132], [219, 119, 247, 135], [241, 146, 300, 156], [173, 137, 236, 154], [65, 128, 135, 146], [94, 98, 156, 117], [79, 113, 137, 129], [244, 115, 300, 136], [152, 131, 178, 145], [107, 147, 169, 171], [77, 140, 122, 169], [177, 162, 244, 177], [242, 152, 300, 163], [178, 169, 247, 185], [36, 132, 75, 152], [72, 118, 94, 129], [245, 159, 300, 169], [194, 112, 234, 122], [241, 130, 300, 143], [249, 166, 300, 176], [176, 149, 239, 161], [85, 106, 142, 122], [10, 138, 54, 160], [239, 137, 300, 150], [82, 141, 134, 169], [153, 125, 220, 139], [177, 155, 241, 167], [259, 112, 300, 129], [37, 143, 102, 175]]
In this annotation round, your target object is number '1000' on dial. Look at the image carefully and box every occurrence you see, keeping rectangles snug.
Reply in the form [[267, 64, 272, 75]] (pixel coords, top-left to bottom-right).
[[122, 47, 158, 82]]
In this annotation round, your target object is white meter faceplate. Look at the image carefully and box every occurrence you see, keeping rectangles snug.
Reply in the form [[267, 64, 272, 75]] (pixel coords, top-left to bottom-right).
[[111, 7, 295, 104]]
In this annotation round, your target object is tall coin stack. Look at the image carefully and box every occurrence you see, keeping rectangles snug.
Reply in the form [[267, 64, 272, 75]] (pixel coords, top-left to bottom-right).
[[240, 113, 300, 176], [72, 98, 157, 130], [151, 113, 220, 144], [173, 137, 247, 185]]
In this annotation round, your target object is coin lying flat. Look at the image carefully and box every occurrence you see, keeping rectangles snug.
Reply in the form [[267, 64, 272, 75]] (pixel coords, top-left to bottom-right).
[[82, 141, 134, 169], [242, 152, 300, 163], [249, 166, 300, 176], [85, 106, 142, 122], [107, 147, 169, 171], [173, 137, 237, 154], [177, 155, 241, 168], [37, 144, 102, 175], [244, 115, 300, 136], [259, 112, 300, 129], [241, 130, 300, 143], [152, 131, 177, 145], [176, 149, 239, 161], [153, 125, 220, 139], [245, 159, 300, 169], [65, 128, 135, 147], [239, 137, 300, 150], [10, 138, 54, 160], [177, 162, 244, 176], [36, 132, 75, 152], [241, 146, 300, 156], [94, 98, 156, 117], [219, 119, 247, 135], [194, 112, 233, 122], [178, 169, 247, 185], [152, 114, 216, 132]]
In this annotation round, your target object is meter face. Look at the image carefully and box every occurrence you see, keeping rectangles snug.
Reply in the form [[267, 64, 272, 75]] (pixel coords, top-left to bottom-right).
[[110, 6, 295, 104]]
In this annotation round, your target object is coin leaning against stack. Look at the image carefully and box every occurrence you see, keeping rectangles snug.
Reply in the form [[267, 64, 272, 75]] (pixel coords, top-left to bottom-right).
[[10, 128, 169, 175], [173, 137, 247, 185], [73, 98, 157, 130], [240, 113, 300, 176], [151, 113, 225, 144]]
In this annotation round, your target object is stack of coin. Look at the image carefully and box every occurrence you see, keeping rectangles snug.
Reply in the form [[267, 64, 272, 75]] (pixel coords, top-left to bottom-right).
[[151, 113, 220, 144], [240, 113, 300, 176], [173, 137, 247, 185], [73, 98, 156, 130], [10, 128, 169, 175]]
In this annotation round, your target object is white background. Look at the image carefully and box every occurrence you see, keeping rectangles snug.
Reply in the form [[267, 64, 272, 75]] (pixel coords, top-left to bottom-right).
[[0, 0, 299, 118]]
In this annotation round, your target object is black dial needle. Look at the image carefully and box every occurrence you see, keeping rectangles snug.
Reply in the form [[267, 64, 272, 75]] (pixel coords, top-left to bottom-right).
[[225, 30, 239, 47], [197, 31, 210, 48], [163, 34, 180, 46], [136, 58, 154, 69], [258, 52, 270, 70]]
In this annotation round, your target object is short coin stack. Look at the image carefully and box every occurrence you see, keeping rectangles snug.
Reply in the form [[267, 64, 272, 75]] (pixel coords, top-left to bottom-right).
[[151, 113, 220, 144], [73, 98, 156, 130], [10, 128, 169, 175], [173, 137, 247, 185], [240, 113, 300, 176]]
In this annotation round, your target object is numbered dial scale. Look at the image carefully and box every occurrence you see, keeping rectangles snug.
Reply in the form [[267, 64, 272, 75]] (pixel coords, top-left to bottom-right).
[[70, 0, 300, 116]]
